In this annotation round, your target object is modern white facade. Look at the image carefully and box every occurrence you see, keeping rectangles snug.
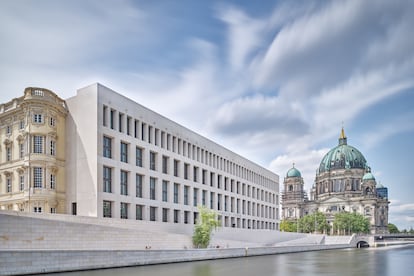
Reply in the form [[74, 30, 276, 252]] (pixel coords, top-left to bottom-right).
[[66, 83, 280, 230]]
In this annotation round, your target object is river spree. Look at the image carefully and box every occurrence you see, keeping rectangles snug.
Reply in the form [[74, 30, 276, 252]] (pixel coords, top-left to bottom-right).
[[50, 245, 414, 276]]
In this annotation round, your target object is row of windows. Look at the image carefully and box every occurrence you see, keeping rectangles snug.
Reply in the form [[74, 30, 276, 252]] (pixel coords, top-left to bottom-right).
[[2, 113, 56, 136], [102, 167, 277, 219], [102, 200, 278, 230], [1, 136, 57, 163], [102, 105, 276, 189], [103, 137, 277, 204], [0, 168, 57, 194]]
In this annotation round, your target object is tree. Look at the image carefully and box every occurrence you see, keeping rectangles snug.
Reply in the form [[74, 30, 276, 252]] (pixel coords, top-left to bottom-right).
[[192, 206, 220, 248], [388, 223, 399, 234], [298, 212, 330, 234], [280, 220, 297, 232], [333, 212, 370, 235]]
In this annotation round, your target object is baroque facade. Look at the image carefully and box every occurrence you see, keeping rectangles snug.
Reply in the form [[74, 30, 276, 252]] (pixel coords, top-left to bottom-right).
[[0, 88, 67, 213], [281, 129, 389, 234], [0, 84, 280, 230]]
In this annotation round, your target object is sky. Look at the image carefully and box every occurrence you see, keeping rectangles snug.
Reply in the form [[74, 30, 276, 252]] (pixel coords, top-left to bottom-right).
[[1, 0, 413, 230]]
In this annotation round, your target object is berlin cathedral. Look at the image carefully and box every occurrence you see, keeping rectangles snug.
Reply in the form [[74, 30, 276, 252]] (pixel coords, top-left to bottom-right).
[[281, 128, 389, 234]]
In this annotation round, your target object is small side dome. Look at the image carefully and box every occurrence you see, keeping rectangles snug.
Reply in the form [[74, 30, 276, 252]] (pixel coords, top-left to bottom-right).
[[287, 164, 301, 178], [362, 172, 375, 181]]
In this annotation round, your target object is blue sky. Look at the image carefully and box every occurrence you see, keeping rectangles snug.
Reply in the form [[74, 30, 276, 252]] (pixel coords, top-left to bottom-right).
[[1, 0, 413, 230]]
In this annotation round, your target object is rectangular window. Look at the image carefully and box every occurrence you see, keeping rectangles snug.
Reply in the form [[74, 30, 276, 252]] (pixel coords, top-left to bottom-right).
[[19, 120, 25, 129], [50, 174, 56, 189], [126, 116, 131, 135], [136, 174, 143, 198], [6, 125, 11, 134], [136, 205, 143, 220], [103, 105, 108, 127], [184, 186, 189, 205], [6, 146, 11, 161], [120, 142, 128, 163], [174, 159, 179, 177], [33, 167, 43, 188], [103, 166, 112, 193], [103, 136, 112, 158], [120, 170, 128, 195], [202, 169, 207, 184], [162, 155, 168, 174], [34, 207, 42, 213], [118, 113, 124, 133], [32, 89, 44, 96], [174, 183, 179, 203], [136, 147, 143, 167], [150, 177, 156, 200], [110, 109, 115, 129], [150, 151, 156, 170], [193, 188, 198, 207], [150, 206, 156, 221], [20, 175, 24, 191], [193, 167, 198, 182], [6, 178, 11, 193], [162, 208, 168, 222], [33, 135, 43, 154], [49, 117, 56, 127], [50, 140, 56, 156], [19, 143, 24, 159], [120, 202, 128, 219], [33, 114, 43, 123], [174, 209, 179, 223], [184, 211, 189, 224], [50, 208, 56, 214], [184, 163, 189, 180], [162, 180, 168, 202], [202, 190, 206, 206], [103, 201, 112, 218]]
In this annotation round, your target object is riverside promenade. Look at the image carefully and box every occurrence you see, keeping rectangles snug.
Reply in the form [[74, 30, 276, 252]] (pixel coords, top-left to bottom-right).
[[0, 211, 353, 275]]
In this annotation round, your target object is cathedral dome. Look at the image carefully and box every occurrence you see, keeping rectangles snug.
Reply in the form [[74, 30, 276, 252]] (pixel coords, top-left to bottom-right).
[[287, 165, 301, 177], [318, 128, 367, 173]]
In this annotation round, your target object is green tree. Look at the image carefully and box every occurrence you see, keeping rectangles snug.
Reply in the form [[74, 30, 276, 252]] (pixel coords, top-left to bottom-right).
[[192, 206, 220, 248], [333, 212, 370, 235], [388, 223, 399, 234], [298, 212, 330, 234], [280, 220, 297, 232]]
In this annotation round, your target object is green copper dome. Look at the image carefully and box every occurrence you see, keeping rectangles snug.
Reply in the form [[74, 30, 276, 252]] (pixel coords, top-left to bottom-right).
[[363, 172, 376, 181], [318, 128, 367, 173], [287, 165, 301, 177]]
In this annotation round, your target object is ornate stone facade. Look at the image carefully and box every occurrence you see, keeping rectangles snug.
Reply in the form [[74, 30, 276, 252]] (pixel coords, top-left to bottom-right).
[[0, 88, 67, 213], [282, 129, 389, 234]]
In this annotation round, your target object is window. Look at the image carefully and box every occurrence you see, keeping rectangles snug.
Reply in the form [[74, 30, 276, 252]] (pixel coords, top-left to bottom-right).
[[34, 207, 42, 213], [50, 140, 56, 156], [6, 146, 11, 161], [127, 116, 131, 135], [193, 167, 198, 182], [162, 208, 168, 222], [118, 113, 124, 133], [174, 183, 179, 203], [103, 136, 112, 158], [50, 174, 56, 189], [136, 147, 143, 167], [150, 207, 156, 221], [162, 180, 168, 202], [202, 170, 207, 184], [19, 143, 24, 159], [49, 117, 56, 127], [103, 201, 112, 217], [120, 202, 128, 219], [202, 190, 206, 206], [136, 174, 143, 198], [6, 178, 11, 193], [174, 159, 179, 177], [103, 166, 112, 193], [120, 142, 128, 163], [136, 205, 143, 220], [103, 105, 108, 127], [6, 125, 11, 134], [150, 152, 156, 170], [32, 89, 44, 96], [110, 109, 115, 129], [33, 136, 43, 154], [19, 120, 25, 129], [150, 177, 156, 200], [184, 163, 189, 180], [162, 155, 168, 174], [184, 186, 189, 205], [174, 209, 179, 223], [33, 114, 43, 123], [50, 208, 56, 214], [19, 175, 24, 191], [120, 170, 128, 195], [184, 211, 189, 224], [193, 188, 198, 207], [33, 167, 43, 188]]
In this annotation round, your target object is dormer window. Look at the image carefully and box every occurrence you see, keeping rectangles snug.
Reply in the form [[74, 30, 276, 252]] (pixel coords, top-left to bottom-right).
[[32, 89, 44, 96]]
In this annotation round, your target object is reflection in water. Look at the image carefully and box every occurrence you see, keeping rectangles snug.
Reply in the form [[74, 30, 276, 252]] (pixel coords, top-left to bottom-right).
[[49, 245, 414, 276]]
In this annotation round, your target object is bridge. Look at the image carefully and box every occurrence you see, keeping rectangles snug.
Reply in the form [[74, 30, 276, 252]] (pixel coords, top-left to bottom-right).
[[352, 233, 414, 248]]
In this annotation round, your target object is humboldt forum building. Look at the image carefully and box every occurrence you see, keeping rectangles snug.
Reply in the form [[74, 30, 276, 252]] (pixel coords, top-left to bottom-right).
[[0, 84, 280, 230]]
